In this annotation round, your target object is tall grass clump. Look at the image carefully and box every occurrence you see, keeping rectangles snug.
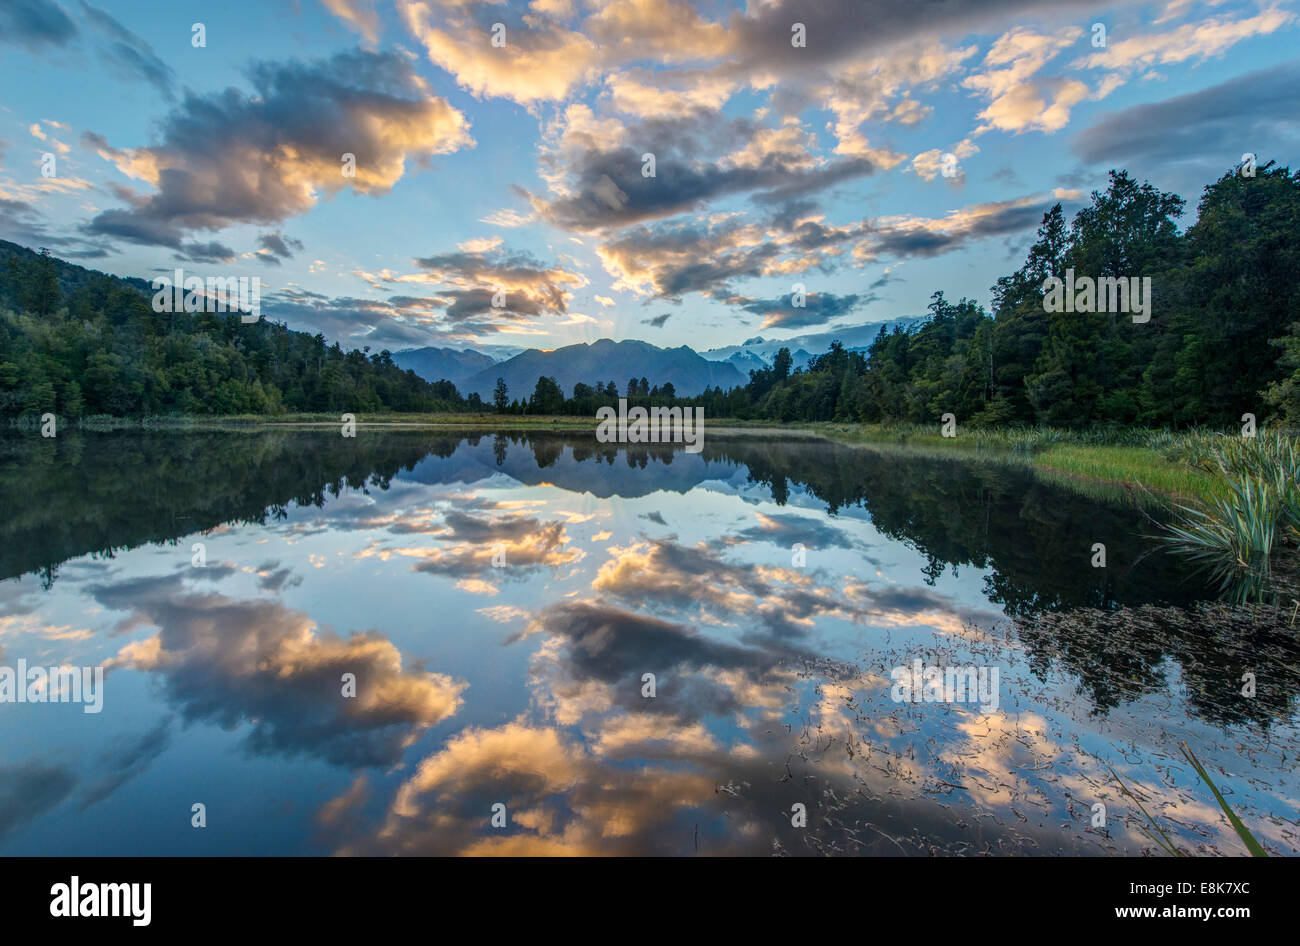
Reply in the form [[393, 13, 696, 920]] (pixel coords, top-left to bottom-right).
[[1161, 430, 1300, 601]]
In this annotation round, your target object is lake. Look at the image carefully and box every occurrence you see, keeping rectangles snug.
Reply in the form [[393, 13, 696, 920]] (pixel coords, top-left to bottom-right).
[[1, 429, 1296, 855]]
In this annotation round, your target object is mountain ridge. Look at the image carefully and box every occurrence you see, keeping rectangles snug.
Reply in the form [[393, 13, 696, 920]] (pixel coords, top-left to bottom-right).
[[455, 338, 748, 400]]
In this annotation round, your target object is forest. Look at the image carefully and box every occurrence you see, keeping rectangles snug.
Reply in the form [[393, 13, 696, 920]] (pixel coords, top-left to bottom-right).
[[2, 161, 1298, 428], [0, 243, 469, 416]]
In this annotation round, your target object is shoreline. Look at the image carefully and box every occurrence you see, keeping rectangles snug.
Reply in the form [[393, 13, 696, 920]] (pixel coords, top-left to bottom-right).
[[4, 413, 1264, 506]]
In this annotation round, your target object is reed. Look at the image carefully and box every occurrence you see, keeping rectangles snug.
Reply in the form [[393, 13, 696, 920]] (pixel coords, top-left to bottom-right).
[[1159, 430, 1300, 602]]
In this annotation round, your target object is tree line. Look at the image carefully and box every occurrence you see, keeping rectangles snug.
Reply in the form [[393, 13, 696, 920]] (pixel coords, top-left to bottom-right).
[[0, 244, 469, 417], [2, 160, 1297, 426], [742, 163, 1300, 428]]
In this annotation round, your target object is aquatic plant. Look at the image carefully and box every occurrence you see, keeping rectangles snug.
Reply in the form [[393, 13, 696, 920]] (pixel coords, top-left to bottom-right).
[[1161, 475, 1276, 602], [1160, 430, 1300, 601], [1110, 743, 1268, 857]]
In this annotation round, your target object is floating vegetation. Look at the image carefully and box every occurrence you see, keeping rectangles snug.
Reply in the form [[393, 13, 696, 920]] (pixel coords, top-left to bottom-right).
[[1110, 743, 1269, 857]]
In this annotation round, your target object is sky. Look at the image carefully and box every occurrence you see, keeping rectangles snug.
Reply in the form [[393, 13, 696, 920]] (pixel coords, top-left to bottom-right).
[[0, 0, 1297, 356]]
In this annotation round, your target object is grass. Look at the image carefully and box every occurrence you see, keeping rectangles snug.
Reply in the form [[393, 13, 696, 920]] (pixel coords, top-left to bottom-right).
[[1034, 444, 1224, 504], [812, 423, 1231, 505], [1158, 431, 1300, 602], [1110, 743, 1269, 856]]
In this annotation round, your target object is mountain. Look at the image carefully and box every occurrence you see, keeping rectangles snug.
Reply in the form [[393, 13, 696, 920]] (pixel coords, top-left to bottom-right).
[[790, 349, 817, 371], [702, 317, 926, 363], [392, 346, 496, 385], [726, 350, 768, 375], [458, 339, 747, 400]]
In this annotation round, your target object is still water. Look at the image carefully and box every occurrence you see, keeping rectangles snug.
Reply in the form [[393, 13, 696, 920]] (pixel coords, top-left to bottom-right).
[[1, 430, 1296, 855]]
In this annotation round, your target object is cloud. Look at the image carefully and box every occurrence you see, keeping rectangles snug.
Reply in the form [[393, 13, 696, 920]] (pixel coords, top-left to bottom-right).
[[263, 289, 463, 349], [357, 508, 583, 582], [96, 574, 467, 767], [531, 135, 877, 233], [642, 313, 671, 328], [79, 1, 176, 98], [1071, 61, 1300, 168], [741, 291, 865, 330], [179, 240, 236, 264], [257, 231, 304, 262], [855, 192, 1074, 262], [714, 0, 1101, 84], [0, 761, 76, 837], [398, 0, 599, 104], [0, 0, 77, 50], [730, 512, 870, 551], [85, 51, 473, 248], [963, 27, 1088, 134], [78, 718, 173, 809], [1072, 5, 1296, 76], [911, 138, 980, 183], [0, 191, 112, 259], [589, 535, 991, 641], [479, 207, 535, 228], [394, 245, 587, 324], [319, 0, 381, 45], [525, 599, 787, 687], [596, 212, 853, 301]]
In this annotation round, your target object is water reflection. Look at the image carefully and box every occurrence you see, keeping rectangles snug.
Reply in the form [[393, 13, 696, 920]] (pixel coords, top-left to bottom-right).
[[0, 430, 1295, 856]]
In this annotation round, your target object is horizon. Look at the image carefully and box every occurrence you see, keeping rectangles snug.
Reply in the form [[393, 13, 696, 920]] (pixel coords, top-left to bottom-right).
[[2, 0, 1297, 355]]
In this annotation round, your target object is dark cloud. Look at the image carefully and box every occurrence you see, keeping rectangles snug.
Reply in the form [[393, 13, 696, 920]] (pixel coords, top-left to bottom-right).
[[0, 198, 43, 232], [410, 248, 581, 321], [254, 560, 303, 592], [0, 0, 77, 50], [263, 290, 446, 351], [531, 600, 784, 690], [861, 197, 1061, 260], [178, 240, 236, 264], [78, 717, 173, 810], [727, 511, 869, 552], [868, 270, 902, 291], [642, 313, 672, 328], [0, 198, 113, 259], [590, 534, 991, 643], [740, 291, 865, 330], [264, 241, 584, 349], [1055, 166, 1093, 189], [0, 761, 76, 837], [395, 509, 581, 582], [257, 231, 304, 260], [79, 1, 175, 98], [86, 208, 182, 248], [1072, 61, 1300, 169], [94, 573, 466, 767], [86, 50, 471, 248], [598, 217, 786, 300], [989, 166, 1023, 187], [719, 0, 1104, 81], [534, 143, 875, 232]]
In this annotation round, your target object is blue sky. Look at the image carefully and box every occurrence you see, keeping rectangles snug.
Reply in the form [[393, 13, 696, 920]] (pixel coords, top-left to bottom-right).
[[1, 0, 1297, 355]]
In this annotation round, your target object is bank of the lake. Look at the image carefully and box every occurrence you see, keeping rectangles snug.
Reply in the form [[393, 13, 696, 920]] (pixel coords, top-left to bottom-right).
[[14, 412, 1250, 507]]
